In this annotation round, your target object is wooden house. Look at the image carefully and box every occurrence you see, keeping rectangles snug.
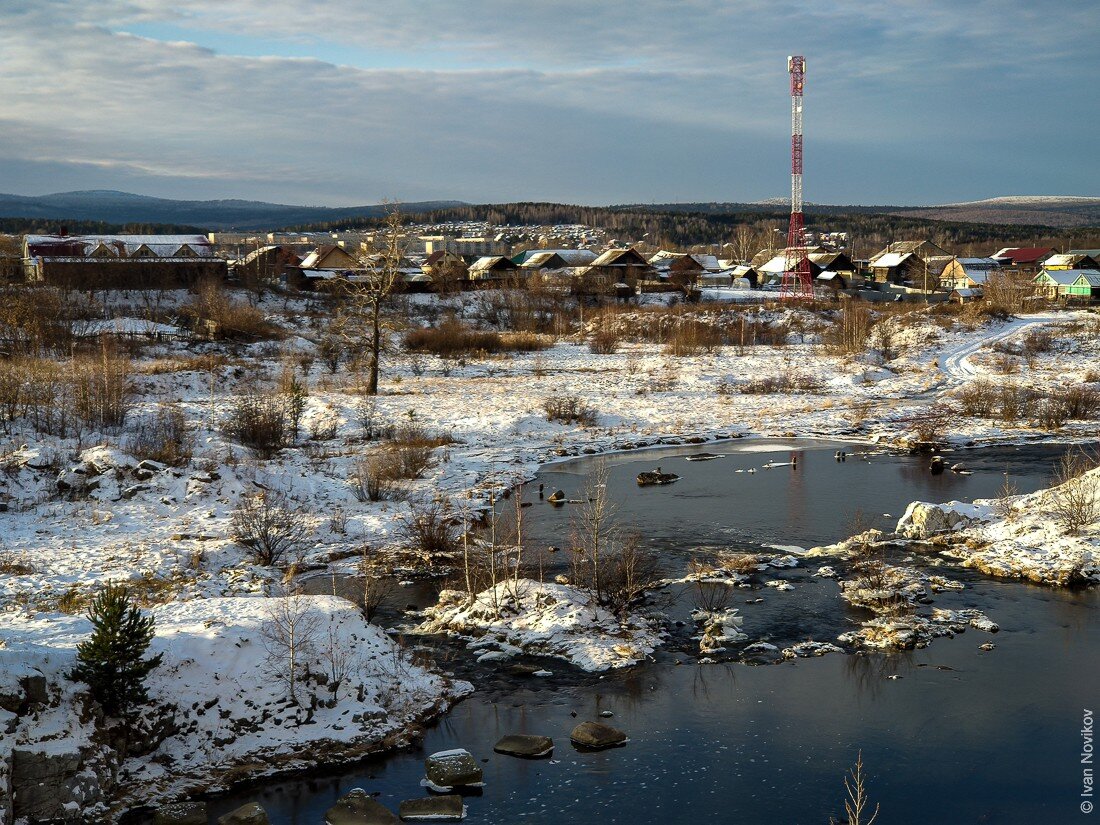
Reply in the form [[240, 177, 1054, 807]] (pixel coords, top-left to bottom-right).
[[989, 247, 1055, 275], [1033, 269, 1100, 303], [576, 248, 654, 294], [467, 255, 519, 284], [938, 257, 1001, 291], [866, 241, 951, 286]]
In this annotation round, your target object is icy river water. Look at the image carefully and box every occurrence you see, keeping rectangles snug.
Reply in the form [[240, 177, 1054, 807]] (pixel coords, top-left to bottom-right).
[[206, 440, 1099, 824]]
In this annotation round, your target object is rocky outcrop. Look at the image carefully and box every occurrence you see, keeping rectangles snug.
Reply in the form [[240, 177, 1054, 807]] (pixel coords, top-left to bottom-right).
[[896, 501, 980, 539], [493, 734, 554, 758], [325, 788, 399, 824], [398, 795, 465, 821], [423, 749, 482, 790], [10, 746, 116, 823], [569, 721, 627, 750], [218, 802, 270, 825]]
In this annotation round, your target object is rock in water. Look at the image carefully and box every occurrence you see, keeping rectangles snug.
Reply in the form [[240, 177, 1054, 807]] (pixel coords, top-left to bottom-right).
[[154, 802, 208, 825], [424, 749, 483, 790], [218, 803, 270, 825], [325, 788, 399, 825], [398, 795, 466, 821], [570, 721, 628, 750], [493, 734, 554, 758]]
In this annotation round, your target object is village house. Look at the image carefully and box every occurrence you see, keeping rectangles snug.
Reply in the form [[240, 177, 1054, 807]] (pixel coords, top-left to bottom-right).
[[576, 247, 654, 295], [467, 255, 519, 284], [1039, 252, 1100, 271], [866, 240, 951, 287], [287, 244, 361, 291], [989, 247, 1055, 274], [22, 233, 226, 289], [1033, 269, 1100, 304], [938, 257, 1002, 291], [647, 251, 722, 289]]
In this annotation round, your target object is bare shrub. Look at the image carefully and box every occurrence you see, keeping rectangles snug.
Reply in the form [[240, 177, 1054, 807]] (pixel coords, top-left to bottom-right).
[[70, 346, 133, 430], [544, 394, 598, 426], [664, 319, 724, 356], [829, 751, 879, 825], [715, 551, 761, 573], [1057, 385, 1099, 420], [598, 532, 661, 617], [231, 491, 308, 566], [0, 548, 35, 575], [404, 318, 551, 356], [398, 499, 460, 565], [691, 580, 734, 614], [739, 373, 821, 395], [127, 403, 194, 466], [350, 454, 405, 502], [956, 381, 998, 417], [359, 545, 393, 623], [1049, 448, 1100, 534], [823, 301, 873, 355], [181, 278, 279, 340], [261, 587, 321, 706], [589, 327, 621, 355], [223, 391, 292, 458]]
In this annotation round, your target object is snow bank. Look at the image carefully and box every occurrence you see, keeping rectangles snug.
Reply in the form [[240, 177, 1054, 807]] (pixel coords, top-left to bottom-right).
[[0, 596, 470, 817], [413, 581, 661, 671]]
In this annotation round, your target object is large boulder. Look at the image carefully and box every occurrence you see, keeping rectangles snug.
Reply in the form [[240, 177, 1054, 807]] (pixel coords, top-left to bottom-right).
[[398, 795, 465, 821], [896, 502, 977, 539], [569, 721, 627, 750], [325, 788, 399, 825], [217, 802, 270, 825], [154, 801, 208, 825], [493, 734, 554, 758], [10, 747, 112, 823], [424, 749, 483, 790]]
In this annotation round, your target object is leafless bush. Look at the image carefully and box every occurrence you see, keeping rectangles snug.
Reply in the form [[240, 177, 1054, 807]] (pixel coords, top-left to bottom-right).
[[0, 548, 35, 575], [261, 586, 321, 706], [1057, 385, 1099, 420], [589, 327, 621, 355], [823, 302, 873, 355], [956, 381, 998, 417], [181, 278, 280, 340], [70, 346, 133, 430], [404, 318, 551, 356], [231, 491, 308, 566], [223, 390, 292, 458], [829, 751, 879, 825], [598, 532, 661, 617], [398, 499, 460, 565], [544, 394, 598, 426], [126, 403, 194, 466], [691, 580, 734, 613], [664, 319, 724, 356], [1049, 448, 1100, 534], [739, 373, 822, 394], [715, 551, 762, 573], [359, 545, 393, 623], [350, 454, 405, 502]]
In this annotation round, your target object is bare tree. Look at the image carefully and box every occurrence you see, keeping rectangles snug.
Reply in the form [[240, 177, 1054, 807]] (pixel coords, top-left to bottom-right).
[[231, 490, 308, 566], [332, 205, 406, 395], [830, 751, 879, 825], [261, 586, 321, 706], [571, 462, 616, 604], [1049, 448, 1099, 534]]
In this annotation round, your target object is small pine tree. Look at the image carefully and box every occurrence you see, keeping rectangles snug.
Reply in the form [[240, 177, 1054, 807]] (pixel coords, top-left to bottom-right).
[[70, 582, 163, 718]]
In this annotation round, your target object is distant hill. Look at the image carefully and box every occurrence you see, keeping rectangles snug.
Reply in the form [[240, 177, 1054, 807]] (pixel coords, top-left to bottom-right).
[[890, 196, 1100, 228], [0, 190, 466, 231]]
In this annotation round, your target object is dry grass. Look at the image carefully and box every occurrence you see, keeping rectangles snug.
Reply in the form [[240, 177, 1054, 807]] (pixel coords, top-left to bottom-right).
[[404, 319, 552, 356]]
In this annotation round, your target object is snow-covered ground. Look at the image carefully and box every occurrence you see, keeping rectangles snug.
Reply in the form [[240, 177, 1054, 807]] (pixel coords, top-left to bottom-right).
[[413, 580, 661, 671], [1, 596, 470, 821], [1, 289, 1097, 820]]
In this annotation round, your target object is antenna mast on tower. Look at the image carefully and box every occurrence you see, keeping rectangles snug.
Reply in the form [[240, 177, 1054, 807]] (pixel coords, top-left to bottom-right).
[[780, 55, 814, 301]]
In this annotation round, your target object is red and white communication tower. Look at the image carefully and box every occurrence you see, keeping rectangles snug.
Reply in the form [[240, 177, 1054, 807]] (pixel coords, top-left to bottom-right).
[[780, 55, 815, 301]]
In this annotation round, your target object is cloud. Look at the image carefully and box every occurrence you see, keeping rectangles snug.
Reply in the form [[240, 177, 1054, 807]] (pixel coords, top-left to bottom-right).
[[0, 0, 1097, 204]]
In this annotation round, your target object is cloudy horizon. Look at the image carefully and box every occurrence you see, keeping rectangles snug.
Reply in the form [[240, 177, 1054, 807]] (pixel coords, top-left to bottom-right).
[[1, 0, 1097, 207]]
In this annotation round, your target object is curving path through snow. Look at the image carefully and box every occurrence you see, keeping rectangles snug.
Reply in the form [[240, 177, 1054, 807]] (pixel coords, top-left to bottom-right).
[[936, 311, 1066, 383]]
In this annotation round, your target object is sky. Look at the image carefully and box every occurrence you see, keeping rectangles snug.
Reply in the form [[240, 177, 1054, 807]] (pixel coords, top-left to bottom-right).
[[0, 0, 1097, 207]]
